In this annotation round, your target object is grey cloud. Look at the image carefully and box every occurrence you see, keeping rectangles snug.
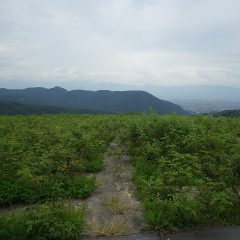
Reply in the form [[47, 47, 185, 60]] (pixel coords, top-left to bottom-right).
[[0, 0, 240, 88]]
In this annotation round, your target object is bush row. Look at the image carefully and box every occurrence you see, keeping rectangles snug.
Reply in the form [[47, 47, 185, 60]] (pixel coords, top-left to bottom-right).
[[122, 115, 240, 232]]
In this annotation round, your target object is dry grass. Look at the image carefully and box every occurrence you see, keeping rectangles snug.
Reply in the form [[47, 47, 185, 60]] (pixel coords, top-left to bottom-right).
[[112, 146, 122, 156], [85, 215, 131, 237], [102, 193, 128, 214]]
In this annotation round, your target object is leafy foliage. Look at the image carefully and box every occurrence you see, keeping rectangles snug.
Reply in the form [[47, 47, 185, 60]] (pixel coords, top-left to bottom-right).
[[122, 115, 240, 232], [1, 113, 240, 235], [0, 202, 85, 240], [0, 115, 119, 205]]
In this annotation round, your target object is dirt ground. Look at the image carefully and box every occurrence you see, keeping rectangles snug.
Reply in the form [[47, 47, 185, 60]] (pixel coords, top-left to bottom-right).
[[75, 140, 146, 237]]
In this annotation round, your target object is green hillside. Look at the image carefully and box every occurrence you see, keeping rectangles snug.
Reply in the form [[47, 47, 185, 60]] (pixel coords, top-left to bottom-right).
[[0, 87, 187, 115]]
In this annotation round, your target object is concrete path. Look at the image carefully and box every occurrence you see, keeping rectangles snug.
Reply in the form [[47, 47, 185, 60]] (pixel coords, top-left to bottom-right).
[[82, 232, 160, 240], [83, 226, 240, 240], [165, 226, 240, 240]]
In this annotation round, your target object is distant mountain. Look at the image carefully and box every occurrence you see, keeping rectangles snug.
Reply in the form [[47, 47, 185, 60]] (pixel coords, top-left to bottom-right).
[[0, 101, 106, 115], [144, 85, 240, 101], [213, 109, 240, 117], [2, 81, 240, 101], [0, 87, 187, 115]]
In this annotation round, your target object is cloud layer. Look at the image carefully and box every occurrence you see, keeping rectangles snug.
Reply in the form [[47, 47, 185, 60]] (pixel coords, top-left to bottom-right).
[[0, 0, 240, 88]]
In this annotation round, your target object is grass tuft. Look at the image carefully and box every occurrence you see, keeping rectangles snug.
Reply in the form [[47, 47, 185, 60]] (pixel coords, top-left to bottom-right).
[[102, 193, 128, 214], [86, 215, 131, 237]]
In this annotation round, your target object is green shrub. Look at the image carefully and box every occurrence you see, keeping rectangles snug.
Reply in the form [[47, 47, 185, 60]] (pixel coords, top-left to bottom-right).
[[83, 155, 104, 172], [66, 175, 96, 199], [0, 115, 121, 205], [0, 202, 85, 240], [123, 115, 240, 233], [0, 212, 27, 240], [144, 195, 201, 232]]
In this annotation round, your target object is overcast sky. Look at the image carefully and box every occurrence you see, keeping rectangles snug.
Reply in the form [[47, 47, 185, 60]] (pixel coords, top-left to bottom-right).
[[0, 0, 240, 89]]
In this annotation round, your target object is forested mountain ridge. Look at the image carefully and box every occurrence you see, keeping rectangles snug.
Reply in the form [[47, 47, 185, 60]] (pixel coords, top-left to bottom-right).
[[0, 87, 187, 114], [0, 101, 106, 115]]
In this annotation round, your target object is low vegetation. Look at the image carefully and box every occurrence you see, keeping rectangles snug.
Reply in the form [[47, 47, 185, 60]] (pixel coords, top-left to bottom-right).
[[0, 115, 119, 205], [1, 113, 240, 237], [0, 202, 85, 240], [122, 114, 240, 232]]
